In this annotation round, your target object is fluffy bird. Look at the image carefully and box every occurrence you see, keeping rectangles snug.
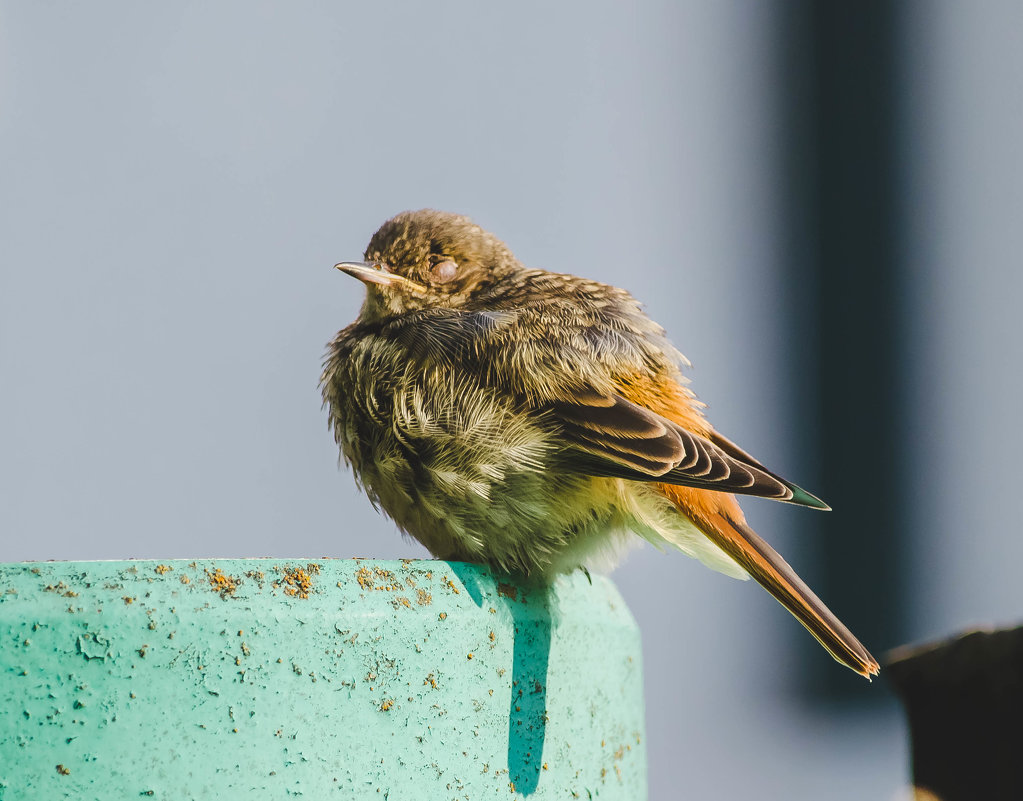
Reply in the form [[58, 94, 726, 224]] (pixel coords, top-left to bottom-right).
[[321, 209, 878, 678]]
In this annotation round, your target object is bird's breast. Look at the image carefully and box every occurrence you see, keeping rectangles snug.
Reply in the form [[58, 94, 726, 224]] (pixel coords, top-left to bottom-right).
[[322, 331, 638, 574]]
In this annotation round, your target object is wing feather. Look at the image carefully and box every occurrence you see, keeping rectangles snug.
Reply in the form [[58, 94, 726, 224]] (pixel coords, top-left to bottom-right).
[[552, 390, 826, 507]]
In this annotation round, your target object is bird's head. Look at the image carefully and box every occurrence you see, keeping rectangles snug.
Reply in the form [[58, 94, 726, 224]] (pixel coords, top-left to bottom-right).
[[337, 209, 524, 321]]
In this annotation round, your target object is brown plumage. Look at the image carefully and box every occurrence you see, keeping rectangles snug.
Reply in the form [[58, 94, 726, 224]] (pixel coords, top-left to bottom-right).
[[321, 209, 879, 678]]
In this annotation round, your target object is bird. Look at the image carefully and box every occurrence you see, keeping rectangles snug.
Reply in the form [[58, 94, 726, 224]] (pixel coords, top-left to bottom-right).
[[321, 209, 879, 678]]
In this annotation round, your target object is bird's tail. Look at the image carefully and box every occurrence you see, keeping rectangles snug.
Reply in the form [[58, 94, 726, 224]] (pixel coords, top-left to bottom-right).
[[685, 499, 879, 679]]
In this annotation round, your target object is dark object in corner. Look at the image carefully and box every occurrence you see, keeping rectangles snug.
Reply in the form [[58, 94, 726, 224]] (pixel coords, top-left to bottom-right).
[[887, 626, 1023, 801]]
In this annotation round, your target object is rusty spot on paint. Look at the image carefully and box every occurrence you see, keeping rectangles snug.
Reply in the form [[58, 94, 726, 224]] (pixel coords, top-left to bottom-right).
[[416, 588, 432, 605], [56, 764, 70, 775], [154, 565, 172, 575], [206, 568, 240, 598], [355, 566, 403, 592], [380, 699, 394, 711], [274, 566, 314, 599], [497, 583, 517, 600]]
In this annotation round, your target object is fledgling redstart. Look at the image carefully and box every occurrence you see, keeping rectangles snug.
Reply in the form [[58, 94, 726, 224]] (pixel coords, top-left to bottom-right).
[[321, 209, 879, 678]]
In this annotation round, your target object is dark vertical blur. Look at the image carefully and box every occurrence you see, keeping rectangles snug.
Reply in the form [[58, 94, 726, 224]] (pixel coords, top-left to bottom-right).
[[778, 2, 910, 698]]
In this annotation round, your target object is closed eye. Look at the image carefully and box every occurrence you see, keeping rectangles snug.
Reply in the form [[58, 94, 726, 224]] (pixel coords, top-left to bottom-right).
[[430, 259, 458, 284]]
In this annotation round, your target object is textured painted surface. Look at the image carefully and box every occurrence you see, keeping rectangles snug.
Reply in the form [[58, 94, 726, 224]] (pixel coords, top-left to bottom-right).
[[0, 559, 645, 799]]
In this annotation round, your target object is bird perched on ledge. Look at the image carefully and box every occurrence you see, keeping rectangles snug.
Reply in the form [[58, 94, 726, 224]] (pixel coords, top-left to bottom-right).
[[321, 209, 879, 678]]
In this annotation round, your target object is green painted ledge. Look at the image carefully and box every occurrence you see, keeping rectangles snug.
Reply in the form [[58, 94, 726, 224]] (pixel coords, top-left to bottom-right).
[[0, 559, 646, 800]]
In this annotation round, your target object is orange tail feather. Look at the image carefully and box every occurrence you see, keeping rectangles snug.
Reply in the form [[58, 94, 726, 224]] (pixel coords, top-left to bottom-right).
[[664, 485, 879, 678]]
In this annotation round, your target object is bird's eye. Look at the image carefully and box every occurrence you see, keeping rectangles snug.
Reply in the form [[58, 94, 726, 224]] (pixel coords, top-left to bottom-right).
[[430, 259, 458, 284]]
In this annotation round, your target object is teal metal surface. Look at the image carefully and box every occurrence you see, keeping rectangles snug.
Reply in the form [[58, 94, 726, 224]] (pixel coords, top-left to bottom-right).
[[0, 559, 646, 799]]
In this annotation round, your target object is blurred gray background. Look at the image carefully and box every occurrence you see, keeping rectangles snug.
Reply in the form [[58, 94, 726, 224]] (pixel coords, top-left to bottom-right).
[[2, 2, 1022, 798]]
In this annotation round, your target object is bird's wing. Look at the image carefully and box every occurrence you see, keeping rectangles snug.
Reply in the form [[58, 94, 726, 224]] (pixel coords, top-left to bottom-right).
[[554, 389, 829, 508], [380, 305, 827, 508]]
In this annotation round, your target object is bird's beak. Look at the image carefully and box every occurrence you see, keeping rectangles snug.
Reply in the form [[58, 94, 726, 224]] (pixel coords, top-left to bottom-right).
[[334, 262, 426, 293]]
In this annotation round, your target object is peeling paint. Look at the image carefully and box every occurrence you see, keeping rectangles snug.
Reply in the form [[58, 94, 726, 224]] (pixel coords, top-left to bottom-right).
[[0, 558, 646, 798]]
